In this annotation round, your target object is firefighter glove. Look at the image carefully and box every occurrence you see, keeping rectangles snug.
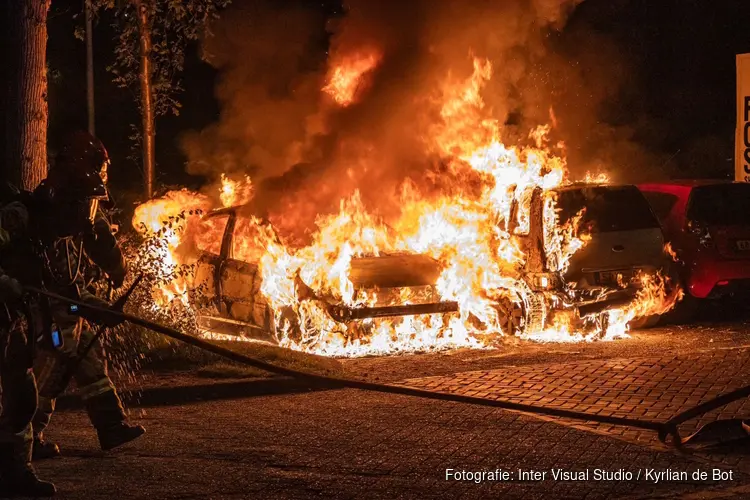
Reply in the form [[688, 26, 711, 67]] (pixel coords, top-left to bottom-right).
[[0, 274, 23, 302]]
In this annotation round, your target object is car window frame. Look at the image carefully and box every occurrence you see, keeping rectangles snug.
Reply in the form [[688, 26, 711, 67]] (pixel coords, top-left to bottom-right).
[[554, 185, 661, 234], [202, 207, 236, 261], [641, 191, 679, 223], [684, 184, 750, 225]]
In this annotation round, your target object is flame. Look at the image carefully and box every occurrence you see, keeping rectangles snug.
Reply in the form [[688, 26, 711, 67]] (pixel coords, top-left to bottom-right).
[[131, 56, 680, 357], [583, 172, 610, 184], [323, 49, 381, 106], [664, 242, 680, 263], [131, 190, 210, 307], [219, 173, 254, 208]]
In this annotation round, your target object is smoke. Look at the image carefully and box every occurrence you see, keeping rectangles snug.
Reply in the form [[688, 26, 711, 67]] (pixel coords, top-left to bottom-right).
[[511, 20, 669, 182], [181, 0, 659, 240], [181, 1, 329, 178]]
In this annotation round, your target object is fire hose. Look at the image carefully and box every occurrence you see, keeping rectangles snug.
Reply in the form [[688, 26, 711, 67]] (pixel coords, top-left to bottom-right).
[[24, 285, 750, 450], [52, 275, 145, 395]]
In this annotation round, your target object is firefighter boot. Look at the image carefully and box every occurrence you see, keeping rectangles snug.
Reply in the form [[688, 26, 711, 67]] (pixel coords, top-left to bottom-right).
[[32, 397, 61, 460], [0, 442, 56, 497], [85, 390, 145, 451], [32, 432, 61, 460]]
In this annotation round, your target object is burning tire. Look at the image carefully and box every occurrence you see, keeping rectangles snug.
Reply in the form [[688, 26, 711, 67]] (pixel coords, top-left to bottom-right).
[[494, 297, 524, 336], [522, 291, 547, 334], [492, 289, 546, 336]]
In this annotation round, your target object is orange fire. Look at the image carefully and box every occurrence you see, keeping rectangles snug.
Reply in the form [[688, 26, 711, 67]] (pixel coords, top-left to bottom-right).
[[219, 173, 254, 208], [322, 49, 381, 106], [131, 190, 210, 308], [130, 176, 254, 309], [664, 242, 680, 263], [132, 56, 681, 357]]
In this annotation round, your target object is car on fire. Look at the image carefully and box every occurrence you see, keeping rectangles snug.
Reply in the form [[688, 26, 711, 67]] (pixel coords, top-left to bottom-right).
[[187, 181, 676, 344], [554, 183, 675, 328], [638, 180, 750, 318]]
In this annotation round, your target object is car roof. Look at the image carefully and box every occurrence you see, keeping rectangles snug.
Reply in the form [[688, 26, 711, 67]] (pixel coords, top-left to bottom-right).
[[639, 179, 737, 189], [553, 182, 637, 193], [637, 179, 747, 197]]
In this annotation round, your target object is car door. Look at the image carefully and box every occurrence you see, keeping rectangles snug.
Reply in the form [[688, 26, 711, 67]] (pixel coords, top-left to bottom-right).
[[192, 210, 231, 310], [192, 208, 275, 337]]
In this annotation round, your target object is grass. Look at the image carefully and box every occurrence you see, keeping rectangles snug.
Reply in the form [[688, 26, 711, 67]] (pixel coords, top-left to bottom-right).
[[195, 362, 268, 379]]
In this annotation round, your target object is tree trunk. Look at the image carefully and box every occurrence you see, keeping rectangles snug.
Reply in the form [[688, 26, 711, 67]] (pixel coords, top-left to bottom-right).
[[134, 0, 155, 199], [85, 0, 95, 135], [5, 0, 51, 191]]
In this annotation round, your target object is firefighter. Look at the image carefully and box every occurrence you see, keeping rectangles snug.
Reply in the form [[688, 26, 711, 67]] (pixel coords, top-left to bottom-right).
[[32, 217, 146, 459], [0, 274, 57, 496], [0, 130, 137, 496], [27, 131, 145, 459], [0, 237, 56, 495]]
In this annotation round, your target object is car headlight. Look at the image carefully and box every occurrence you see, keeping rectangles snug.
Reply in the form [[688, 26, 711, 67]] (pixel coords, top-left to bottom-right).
[[527, 272, 558, 291]]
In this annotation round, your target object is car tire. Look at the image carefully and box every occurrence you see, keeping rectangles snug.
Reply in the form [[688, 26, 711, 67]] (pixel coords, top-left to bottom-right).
[[495, 297, 525, 336], [663, 292, 698, 325], [628, 314, 661, 330]]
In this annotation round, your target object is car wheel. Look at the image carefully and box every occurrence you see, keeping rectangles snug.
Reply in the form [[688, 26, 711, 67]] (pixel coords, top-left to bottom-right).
[[663, 292, 698, 325], [628, 314, 661, 330], [276, 305, 303, 343], [496, 297, 525, 336]]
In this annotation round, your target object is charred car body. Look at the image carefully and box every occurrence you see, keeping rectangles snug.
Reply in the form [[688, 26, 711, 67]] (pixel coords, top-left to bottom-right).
[[190, 183, 675, 344]]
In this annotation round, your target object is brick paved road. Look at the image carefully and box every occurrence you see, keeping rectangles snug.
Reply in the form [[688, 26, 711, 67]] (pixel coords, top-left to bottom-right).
[[31, 324, 750, 499], [35, 389, 748, 499], [399, 347, 750, 471]]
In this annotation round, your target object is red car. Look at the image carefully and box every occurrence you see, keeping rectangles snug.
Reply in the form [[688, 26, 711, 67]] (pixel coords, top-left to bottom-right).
[[638, 181, 750, 313]]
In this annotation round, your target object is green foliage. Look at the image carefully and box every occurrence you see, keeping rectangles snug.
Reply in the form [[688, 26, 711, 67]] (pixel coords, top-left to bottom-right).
[[46, 65, 63, 83], [92, 0, 230, 118]]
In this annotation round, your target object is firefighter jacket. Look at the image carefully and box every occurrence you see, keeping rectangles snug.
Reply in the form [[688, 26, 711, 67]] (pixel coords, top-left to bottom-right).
[[0, 193, 126, 328]]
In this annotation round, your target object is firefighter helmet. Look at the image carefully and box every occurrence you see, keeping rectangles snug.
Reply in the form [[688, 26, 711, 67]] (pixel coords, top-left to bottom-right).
[[36, 131, 111, 235], [46, 131, 110, 202], [55, 130, 110, 182]]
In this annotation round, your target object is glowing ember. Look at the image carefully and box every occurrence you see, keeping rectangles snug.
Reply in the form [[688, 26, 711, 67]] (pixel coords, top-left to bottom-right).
[[323, 49, 381, 106], [131, 56, 681, 357]]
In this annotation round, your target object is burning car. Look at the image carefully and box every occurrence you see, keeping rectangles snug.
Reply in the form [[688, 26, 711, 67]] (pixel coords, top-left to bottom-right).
[[131, 56, 680, 357], [554, 183, 676, 328], [187, 182, 676, 349]]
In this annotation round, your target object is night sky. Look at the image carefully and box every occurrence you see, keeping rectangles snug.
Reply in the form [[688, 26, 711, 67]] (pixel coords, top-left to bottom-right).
[[42, 0, 750, 204]]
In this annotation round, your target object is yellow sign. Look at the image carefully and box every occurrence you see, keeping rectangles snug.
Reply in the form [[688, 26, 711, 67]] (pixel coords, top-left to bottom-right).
[[736, 53, 750, 182]]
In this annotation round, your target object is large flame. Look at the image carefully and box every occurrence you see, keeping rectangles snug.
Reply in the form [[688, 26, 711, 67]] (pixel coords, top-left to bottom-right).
[[132, 56, 680, 357], [322, 48, 381, 106]]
